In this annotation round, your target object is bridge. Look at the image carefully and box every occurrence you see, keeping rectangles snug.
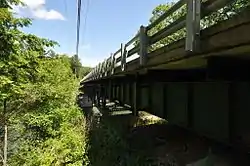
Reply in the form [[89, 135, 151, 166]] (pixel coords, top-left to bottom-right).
[[80, 0, 250, 150]]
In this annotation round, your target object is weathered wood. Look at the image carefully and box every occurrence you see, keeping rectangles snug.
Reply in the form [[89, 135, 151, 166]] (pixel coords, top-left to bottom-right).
[[125, 33, 139, 47], [127, 45, 139, 58], [147, 0, 186, 31], [121, 43, 127, 71], [111, 53, 115, 75], [139, 26, 148, 66], [145, 12, 250, 69], [114, 48, 122, 57], [82, 0, 248, 83], [150, 15, 186, 45], [202, 0, 235, 17], [185, 0, 200, 52]]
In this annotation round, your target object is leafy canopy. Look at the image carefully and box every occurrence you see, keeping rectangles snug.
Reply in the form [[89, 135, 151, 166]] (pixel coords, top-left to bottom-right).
[[0, 1, 90, 165]]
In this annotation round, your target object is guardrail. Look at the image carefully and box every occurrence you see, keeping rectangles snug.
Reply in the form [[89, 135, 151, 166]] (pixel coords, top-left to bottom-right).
[[82, 0, 242, 83]]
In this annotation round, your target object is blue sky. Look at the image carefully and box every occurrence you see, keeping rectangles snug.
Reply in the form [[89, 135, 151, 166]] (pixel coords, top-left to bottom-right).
[[14, 0, 170, 67]]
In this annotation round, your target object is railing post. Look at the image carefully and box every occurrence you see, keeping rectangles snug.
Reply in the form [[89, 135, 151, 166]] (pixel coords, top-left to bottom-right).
[[121, 43, 127, 71], [96, 64, 99, 79], [98, 63, 100, 78], [139, 25, 148, 66], [102, 62, 104, 78], [105, 60, 107, 76], [100, 62, 103, 78], [111, 53, 115, 75], [186, 0, 200, 52]]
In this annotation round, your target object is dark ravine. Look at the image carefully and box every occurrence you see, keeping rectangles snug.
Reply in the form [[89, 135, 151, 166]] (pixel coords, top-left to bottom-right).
[[82, 100, 250, 166]]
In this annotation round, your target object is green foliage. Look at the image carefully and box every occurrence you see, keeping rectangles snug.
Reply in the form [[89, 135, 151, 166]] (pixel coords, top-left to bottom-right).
[[8, 56, 89, 166], [201, 0, 249, 28], [10, 107, 88, 166], [30, 56, 78, 106], [69, 54, 92, 79], [0, 0, 57, 102], [0, 1, 89, 165]]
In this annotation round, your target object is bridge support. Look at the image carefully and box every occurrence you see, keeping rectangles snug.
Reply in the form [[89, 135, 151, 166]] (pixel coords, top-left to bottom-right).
[[97, 85, 101, 106], [108, 80, 112, 101], [120, 83, 124, 105], [101, 84, 106, 109], [133, 75, 139, 116], [187, 83, 194, 129]]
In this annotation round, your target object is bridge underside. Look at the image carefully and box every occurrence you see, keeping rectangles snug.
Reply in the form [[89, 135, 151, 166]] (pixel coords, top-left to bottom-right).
[[82, 56, 250, 150]]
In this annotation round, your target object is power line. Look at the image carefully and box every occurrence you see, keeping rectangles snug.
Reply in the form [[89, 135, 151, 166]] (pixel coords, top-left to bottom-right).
[[76, 0, 91, 58], [81, 0, 90, 44], [63, 0, 68, 16], [76, 0, 82, 57]]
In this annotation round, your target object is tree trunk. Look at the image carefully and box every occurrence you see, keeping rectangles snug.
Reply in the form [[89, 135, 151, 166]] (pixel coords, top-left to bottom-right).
[[3, 100, 7, 166], [3, 124, 7, 166]]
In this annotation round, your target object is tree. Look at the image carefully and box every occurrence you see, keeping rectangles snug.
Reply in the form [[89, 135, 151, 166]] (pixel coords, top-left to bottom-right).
[[69, 55, 92, 79], [0, 1, 56, 165], [0, 1, 91, 165], [8, 55, 89, 165]]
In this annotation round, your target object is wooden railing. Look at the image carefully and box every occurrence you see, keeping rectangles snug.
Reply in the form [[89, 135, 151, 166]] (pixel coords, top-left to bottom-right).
[[82, 0, 241, 82]]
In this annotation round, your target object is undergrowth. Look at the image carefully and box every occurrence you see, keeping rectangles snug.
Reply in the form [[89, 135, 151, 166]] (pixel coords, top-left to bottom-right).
[[85, 110, 167, 166]]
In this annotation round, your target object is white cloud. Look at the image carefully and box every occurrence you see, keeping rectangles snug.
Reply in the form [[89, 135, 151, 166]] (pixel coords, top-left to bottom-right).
[[13, 0, 65, 20], [22, 0, 45, 9], [32, 8, 65, 20]]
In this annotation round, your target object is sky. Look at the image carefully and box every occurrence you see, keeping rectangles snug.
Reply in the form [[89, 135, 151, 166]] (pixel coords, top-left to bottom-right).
[[13, 0, 170, 67]]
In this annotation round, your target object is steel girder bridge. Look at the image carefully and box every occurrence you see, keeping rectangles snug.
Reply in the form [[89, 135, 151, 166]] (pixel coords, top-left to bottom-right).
[[80, 0, 250, 150]]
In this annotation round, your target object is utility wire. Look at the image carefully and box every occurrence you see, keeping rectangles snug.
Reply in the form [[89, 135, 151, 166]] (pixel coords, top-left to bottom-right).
[[76, 0, 82, 57], [76, 0, 91, 58], [63, 0, 68, 17], [81, 0, 90, 44]]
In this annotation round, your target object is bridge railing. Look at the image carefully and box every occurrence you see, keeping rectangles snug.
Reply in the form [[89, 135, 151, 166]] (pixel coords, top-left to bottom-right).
[[82, 0, 245, 83]]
